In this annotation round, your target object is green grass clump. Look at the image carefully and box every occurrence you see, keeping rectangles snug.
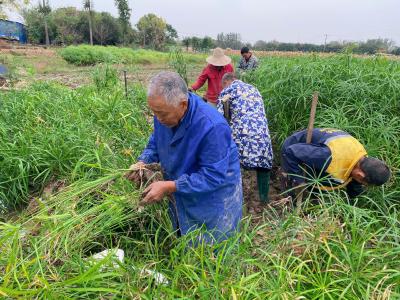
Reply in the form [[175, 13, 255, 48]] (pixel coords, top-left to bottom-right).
[[59, 45, 206, 66], [1, 190, 400, 298], [92, 64, 120, 91], [0, 77, 151, 212], [59, 45, 168, 66]]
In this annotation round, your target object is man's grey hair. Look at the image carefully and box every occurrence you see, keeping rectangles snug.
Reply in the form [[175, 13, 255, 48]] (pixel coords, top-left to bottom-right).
[[147, 71, 188, 106], [222, 72, 237, 83]]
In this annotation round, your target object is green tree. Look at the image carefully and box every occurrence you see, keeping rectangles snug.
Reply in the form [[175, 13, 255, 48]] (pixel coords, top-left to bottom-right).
[[38, 0, 51, 46], [23, 6, 53, 44], [52, 7, 84, 45], [114, 0, 131, 44], [355, 38, 395, 54], [201, 36, 214, 52], [254, 40, 268, 51], [0, 0, 29, 18], [391, 47, 400, 56], [137, 13, 167, 50], [182, 37, 191, 51], [23, 6, 124, 46], [216, 32, 242, 49], [166, 23, 178, 45], [83, 0, 94, 45], [92, 12, 122, 45], [191, 36, 201, 52]]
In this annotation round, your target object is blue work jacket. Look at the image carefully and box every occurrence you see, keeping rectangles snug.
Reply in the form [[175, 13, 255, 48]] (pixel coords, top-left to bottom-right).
[[138, 93, 243, 242]]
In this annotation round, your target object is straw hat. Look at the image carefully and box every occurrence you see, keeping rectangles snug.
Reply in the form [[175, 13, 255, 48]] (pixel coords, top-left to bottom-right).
[[206, 47, 232, 66]]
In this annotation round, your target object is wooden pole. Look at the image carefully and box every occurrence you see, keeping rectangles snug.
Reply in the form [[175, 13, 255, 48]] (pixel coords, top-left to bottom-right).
[[123, 70, 128, 100], [306, 92, 319, 143], [296, 92, 319, 211]]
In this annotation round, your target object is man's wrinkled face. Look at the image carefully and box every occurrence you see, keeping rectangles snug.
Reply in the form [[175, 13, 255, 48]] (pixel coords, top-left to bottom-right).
[[148, 95, 188, 128], [241, 52, 251, 60]]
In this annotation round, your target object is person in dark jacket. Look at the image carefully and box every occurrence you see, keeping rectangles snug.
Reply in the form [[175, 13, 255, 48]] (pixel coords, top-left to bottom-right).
[[237, 46, 259, 73], [281, 128, 391, 198]]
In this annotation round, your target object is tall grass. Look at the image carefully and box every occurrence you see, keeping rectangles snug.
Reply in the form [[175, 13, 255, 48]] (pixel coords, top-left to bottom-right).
[[169, 47, 189, 84], [60, 45, 169, 66], [0, 54, 399, 298], [247, 54, 400, 148], [60, 45, 206, 66], [92, 64, 120, 91], [0, 77, 151, 212]]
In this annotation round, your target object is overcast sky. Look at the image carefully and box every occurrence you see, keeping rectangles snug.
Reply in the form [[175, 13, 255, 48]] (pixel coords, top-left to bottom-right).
[[18, 0, 400, 45]]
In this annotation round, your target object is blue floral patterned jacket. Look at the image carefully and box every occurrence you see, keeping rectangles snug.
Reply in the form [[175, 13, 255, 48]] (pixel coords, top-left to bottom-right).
[[217, 80, 273, 170]]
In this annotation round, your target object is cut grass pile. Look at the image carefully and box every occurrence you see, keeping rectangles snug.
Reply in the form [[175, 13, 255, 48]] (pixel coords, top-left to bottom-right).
[[0, 54, 399, 298]]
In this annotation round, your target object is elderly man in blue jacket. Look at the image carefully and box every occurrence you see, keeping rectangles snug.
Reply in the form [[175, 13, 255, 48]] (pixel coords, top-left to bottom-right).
[[127, 71, 243, 243]]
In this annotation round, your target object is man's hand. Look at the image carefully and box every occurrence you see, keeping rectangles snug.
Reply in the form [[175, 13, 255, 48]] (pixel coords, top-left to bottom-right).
[[141, 181, 176, 205], [125, 161, 146, 185]]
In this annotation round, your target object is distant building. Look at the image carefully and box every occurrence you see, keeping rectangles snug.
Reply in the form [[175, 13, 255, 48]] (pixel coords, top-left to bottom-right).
[[0, 19, 27, 43]]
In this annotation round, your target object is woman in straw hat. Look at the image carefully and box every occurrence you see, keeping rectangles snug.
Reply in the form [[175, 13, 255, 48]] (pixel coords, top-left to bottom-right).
[[190, 47, 234, 107]]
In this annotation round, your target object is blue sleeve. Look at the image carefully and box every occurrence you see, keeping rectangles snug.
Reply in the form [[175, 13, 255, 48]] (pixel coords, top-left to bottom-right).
[[138, 133, 159, 164], [281, 143, 331, 183], [175, 124, 233, 194]]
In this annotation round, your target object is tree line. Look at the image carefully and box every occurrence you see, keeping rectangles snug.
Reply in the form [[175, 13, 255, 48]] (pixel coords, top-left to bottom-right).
[[180, 34, 399, 55], [23, 0, 178, 50], [252, 38, 399, 55], [16, 0, 399, 55]]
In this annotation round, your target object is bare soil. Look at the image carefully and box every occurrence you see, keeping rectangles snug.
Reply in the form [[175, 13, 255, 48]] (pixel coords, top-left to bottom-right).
[[241, 166, 293, 220], [26, 179, 66, 215], [0, 76, 7, 87], [0, 43, 56, 57]]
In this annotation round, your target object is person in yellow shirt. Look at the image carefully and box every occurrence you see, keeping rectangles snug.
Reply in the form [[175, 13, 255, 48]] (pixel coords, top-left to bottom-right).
[[281, 128, 391, 198]]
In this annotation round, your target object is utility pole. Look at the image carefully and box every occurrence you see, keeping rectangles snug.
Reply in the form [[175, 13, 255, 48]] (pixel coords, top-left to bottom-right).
[[323, 34, 328, 52]]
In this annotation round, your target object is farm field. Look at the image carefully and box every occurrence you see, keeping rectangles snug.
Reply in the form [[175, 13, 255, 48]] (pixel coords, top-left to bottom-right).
[[0, 45, 207, 89], [0, 46, 400, 299]]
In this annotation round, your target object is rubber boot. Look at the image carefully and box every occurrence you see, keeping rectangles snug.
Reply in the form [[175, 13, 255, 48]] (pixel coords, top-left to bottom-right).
[[257, 169, 271, 203]]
